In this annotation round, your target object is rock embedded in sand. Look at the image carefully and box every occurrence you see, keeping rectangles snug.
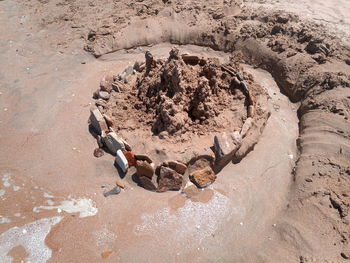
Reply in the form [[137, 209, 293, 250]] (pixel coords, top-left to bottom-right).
[[103, 132, 127, 154], [167, 161, 187, 175], [103, 114, 114, 128], [115, 150, 129, 173], [100, 75, 113, 93], [135, 154, 153, 163], [135, 160, 154, 179], [158, 166, 183, 192], [93, 148, 104, 158], [138, 176, 158, 191], [214, 131, 241, 167], [103, 186, 121, 197], [99, 91, 110, 100], [123, 151, 136, 166], [90, 108, 108, 135], [240, 117, 253, 138], [189, 166, 216, 188]]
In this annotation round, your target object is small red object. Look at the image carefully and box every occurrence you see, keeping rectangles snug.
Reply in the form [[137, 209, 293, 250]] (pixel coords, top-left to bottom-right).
[[123, 151, 136, 166]]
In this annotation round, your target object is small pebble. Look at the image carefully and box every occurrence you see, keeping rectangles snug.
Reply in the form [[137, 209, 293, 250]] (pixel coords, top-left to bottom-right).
[[103, 186, 121, 197]]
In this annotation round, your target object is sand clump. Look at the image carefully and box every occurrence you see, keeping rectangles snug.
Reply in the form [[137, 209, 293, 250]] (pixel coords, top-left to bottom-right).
[[96, 47, 267, 144]]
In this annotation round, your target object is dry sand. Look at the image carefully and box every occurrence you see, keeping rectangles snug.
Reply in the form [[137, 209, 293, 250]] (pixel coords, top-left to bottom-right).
[[0, 0, 349, 262]]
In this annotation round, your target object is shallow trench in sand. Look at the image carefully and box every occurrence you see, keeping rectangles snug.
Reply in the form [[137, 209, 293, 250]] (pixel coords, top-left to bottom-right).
[[0, 44, 298, 262]]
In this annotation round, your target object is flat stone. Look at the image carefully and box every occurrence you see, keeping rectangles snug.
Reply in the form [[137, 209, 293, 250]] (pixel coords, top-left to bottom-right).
[[240, 117, 253, 138], [135, 154, 153, 163], [158, 166, 183, 192], [115, 150, 129, 173], [135, 160, 154, 179], [99, 91, 110, 100], [189, 166, 216, 188], [138, 176, 157, 191], [90, 108, 108, 135], [168, 161, 187, 175], [103, 132, 126, 154], [214, 131, 241, 167]]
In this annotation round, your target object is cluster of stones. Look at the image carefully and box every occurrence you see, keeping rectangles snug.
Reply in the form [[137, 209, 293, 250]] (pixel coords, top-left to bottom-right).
[[89, 49, 260, 192], [90, 106, 219, 191]]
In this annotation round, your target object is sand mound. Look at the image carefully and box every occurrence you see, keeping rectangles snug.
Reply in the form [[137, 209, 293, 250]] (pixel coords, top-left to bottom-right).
[[96, 48, 266, 144]]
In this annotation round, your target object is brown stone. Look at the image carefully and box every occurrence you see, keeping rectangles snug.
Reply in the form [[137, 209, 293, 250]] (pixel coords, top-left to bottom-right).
[[135, 160, 154, 179], [189, 166, 216, 188], [168, 161, 187, 175], [93, 148, 104, 158], [158, 166, 183, 192], [135, 154, 153, 163], [115, 179, 125, 189], [138, 176, 157, 191]]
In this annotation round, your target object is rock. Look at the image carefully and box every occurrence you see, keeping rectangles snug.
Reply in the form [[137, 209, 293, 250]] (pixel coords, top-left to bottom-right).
[[103, 132, 126, 154], [123, 151, 136, 166], [214, 131, 241, 167], [158, 166, 183, 192], [99, 91, 110, 100], [305, 40, 330, 56], [138, 176, 157, 191], [103, 114, 114, 128], [90, 108, 108, 135], [240, 117, 253, 138], [95, 99, 107, 108], [136, 160, 154, 179], [182, 55, 200, 65], [115, 150, 129, 173], [93, 148, 104, 158], [103, 186, 121, 197], [181, 181, 198, 196], [135, 154, 153, 163], [341, 252, 350, 259], [115, 179, 125, 189], [187, 154, 215, 174], [247, 105, 255, 117], [97, 135, 104, 147], [168, 161, 187, 175], [100, 75, 113, 93], [145, 51, 154, 72], [133, 61, 144, 72], [169, 47, 180, 59], [189, 166, 216, 188]]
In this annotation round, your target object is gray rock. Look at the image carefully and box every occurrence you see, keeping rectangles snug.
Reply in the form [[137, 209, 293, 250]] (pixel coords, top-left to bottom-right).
[[103, 186, 121, 197], [90, 108, 108, 135], [214, 131, 241, 167], [99, 91, 110, 100], [103, 132, 126, 154], [240, 118, 253, 138]]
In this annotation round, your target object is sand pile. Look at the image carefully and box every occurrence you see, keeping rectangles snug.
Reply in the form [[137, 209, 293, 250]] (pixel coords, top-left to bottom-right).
[[95, 48, 265, 143]]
